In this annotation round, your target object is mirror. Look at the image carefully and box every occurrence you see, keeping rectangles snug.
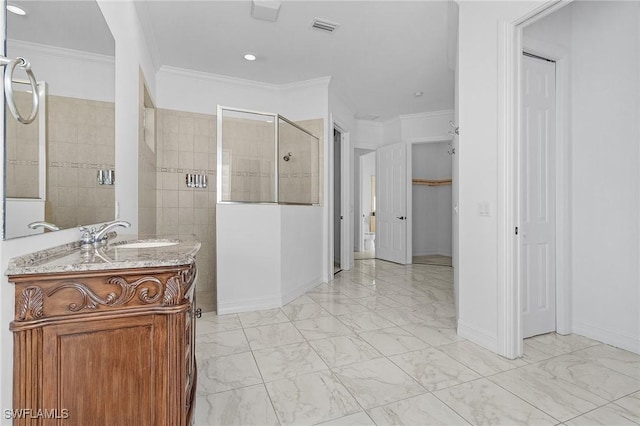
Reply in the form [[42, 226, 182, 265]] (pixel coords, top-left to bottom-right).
[[4, 0, 115, 239]]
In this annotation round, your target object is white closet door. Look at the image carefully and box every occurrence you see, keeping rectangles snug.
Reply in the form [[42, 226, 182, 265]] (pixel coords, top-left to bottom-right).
[[521, 54, 557, 338]]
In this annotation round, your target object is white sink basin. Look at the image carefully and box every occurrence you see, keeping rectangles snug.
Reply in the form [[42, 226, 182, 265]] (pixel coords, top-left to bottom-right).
[[115, 240, 179, 249]]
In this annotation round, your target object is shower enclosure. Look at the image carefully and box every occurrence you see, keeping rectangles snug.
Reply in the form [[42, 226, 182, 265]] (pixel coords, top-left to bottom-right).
[[216, 105, 324, 315], [217, 106, 320, 205]]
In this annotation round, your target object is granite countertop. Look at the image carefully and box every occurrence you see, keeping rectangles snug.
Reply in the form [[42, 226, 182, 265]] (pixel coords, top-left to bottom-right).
[[6, 235, 202, 276]]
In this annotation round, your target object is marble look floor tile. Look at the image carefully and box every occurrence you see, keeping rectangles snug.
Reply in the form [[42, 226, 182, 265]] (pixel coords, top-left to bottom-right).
[[253, 342, 328, 382], [196, 351, 263, 395], [525, 333, 600, 357], [244, 322, 306, 350], [309, 292, 353, 303], [523, 341, 557, 363], [282, 302, 331, 321], [533, 354, 640, 401], [384, 293, 434, 306], [266, 370, 361, 426], [316, 412, 376, 426], [367, 393, 470, 426], [438, 340, 528, 376], [196, 329, 250, 358], [339, 286, 379, 299], [197, 313, 242, 334], [402, 322, 464, 346], [376, 306, 428, 326], [285, 294, 318, 306], [434, 378, 557, 426], [237, 308, 289, 328], [490, 364, 608, 421], [294, 316, 354, 341], [354, 295, 404, 310], [309, 335, 382, 368], [317, 298, 370, 315], [389, 347, 481, 391], [333, 358, 425, 409], [336, 311, 397, 333], [613, 392, 640, 423], [573, 344, 640, 380], [194, 384, 279, 426], [565, 402, 640, 426], [413, 286, 455, 303], [358, 327, 429, 356]]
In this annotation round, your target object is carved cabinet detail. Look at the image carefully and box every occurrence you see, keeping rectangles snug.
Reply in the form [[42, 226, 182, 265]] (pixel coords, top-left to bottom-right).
[[9, 263, 197, 426]]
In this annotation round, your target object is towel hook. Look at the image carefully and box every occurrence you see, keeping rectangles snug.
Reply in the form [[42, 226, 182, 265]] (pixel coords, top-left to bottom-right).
[[0, 55, 39, 124]]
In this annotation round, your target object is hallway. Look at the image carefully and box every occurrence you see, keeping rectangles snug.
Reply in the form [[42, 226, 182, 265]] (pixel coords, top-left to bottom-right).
[[195, 260, 639, 425]]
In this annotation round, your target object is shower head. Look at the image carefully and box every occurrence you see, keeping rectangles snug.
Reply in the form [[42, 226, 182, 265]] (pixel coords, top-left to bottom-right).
[[283, 152, 293, 162]]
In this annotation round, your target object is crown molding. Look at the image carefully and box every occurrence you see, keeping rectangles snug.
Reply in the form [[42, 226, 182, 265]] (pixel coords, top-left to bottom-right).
[[158, 66, 282, 90], [159, 65, 331, 93], [8, 39, 114, 65], [279, 76, 331, 90]]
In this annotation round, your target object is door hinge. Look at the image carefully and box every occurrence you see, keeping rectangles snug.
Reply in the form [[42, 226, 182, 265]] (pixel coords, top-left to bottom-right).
[[515, 226, 518, 235]]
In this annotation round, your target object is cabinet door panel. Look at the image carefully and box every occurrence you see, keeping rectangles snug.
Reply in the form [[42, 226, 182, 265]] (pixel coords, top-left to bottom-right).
[[42, 316, 164, 426]]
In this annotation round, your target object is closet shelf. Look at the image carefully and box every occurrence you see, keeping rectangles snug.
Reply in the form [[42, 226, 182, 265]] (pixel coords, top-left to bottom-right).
[[412, 178, 452, 187]]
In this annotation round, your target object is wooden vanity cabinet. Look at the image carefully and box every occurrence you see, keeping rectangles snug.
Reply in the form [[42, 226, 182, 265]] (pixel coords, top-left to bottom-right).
[[9, 263, 197, 426]]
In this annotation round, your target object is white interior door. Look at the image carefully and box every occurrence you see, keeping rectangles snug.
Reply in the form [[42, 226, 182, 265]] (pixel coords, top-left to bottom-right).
[[376, 142, 408, 264], [521, 54, 557, 338]]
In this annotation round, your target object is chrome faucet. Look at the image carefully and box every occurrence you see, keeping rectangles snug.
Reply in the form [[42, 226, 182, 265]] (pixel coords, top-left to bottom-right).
[[79, 220, 131, 247], [28, 221, 60, 231]]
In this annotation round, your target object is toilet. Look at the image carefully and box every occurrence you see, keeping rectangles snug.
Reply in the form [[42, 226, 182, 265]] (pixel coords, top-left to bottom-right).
[[364, 232, 375, 251]]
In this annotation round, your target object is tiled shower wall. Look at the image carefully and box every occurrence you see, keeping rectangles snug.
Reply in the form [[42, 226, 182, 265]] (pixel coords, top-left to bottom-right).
[[138, 75, 157, 235], [5, 92, 39, 198], [156, 108, 217, 312], [155, 112, 322, 313], [46, 95, 116, 229]]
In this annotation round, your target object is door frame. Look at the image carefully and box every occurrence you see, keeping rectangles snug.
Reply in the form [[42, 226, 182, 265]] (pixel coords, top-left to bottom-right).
[[406, 136, 453, 264], [358, 151, 376, 253], [328, 115, 352, 277], [497, 0, 572, 358]]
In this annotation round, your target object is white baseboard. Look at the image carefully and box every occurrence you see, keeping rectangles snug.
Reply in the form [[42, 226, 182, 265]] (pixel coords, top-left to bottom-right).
[[281, 276, 323, 306], [413, 250, 452, 257], [572, 320, 640, 355], [457, 319, 498, 353], [217, 295, 282, 315]]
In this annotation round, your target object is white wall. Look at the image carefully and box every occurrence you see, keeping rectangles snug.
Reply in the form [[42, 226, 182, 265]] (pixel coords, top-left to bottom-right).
[[568, 1, 639, 352], [281, 206, 324, 303], [354, 120, 384, 149], [216, 204, 282, 313], [524, 1, 639, 353], [458, 0, 640, 355], [412, 142, 452, 257], [99, 0, 157, 234], [216, 204, 324, 313], [401, 110, 454, 141], [457, 1, 547, 351], [7, 40, 115, 102]]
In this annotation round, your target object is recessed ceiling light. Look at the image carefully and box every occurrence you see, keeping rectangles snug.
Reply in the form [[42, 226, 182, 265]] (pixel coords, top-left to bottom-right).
[[7, 4, 27, 16], [414, 91, 423, 97], [244, 53, 257, 61]]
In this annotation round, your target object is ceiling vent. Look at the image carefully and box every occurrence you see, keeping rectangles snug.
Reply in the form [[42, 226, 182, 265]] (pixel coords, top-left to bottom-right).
[[311, 18, 340, 33]]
